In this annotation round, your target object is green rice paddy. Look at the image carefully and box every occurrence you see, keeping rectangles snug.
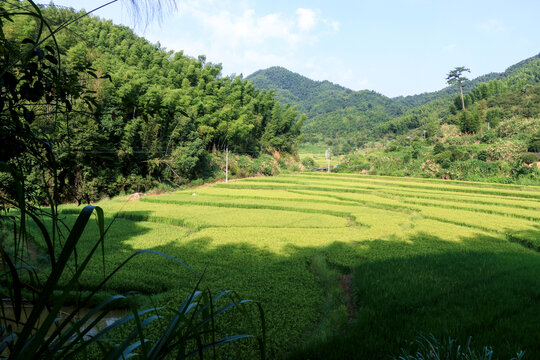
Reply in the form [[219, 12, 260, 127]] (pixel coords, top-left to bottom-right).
[[299, 145, 339, 168], [49, 173, 540, 359]]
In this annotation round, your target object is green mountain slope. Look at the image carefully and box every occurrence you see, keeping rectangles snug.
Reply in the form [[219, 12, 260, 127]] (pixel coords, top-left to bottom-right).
[[336, 55, 540, 184], [247, 54, 540, 146], [246, 67, 406, 143]]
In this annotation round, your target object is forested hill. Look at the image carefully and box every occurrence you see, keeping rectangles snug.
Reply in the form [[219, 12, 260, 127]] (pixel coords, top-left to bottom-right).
[[3, 3, 304, 202], [246, 67, 406, 144], [247, 53, 540, 146], [247, 66, 352, 113]]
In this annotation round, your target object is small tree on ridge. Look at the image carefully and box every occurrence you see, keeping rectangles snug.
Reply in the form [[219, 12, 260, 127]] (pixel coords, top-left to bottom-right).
[[447, 66, 470, 110]]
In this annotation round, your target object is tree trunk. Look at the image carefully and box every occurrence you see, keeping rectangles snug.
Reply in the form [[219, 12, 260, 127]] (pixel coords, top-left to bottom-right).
[[460, 85, 465, 110]]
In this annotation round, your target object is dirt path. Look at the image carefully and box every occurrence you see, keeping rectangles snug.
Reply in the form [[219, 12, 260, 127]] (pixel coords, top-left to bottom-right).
[[339, 273, 355, 322]]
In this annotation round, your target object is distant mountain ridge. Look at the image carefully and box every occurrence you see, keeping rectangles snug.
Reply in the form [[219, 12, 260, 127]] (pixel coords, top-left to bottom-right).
[[246, 53, 540, 144], [246, 66, 406, 143], [246, 66, 354, 114]]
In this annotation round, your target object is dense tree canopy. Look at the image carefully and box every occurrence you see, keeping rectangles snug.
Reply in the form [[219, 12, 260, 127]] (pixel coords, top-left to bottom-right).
[[247, 66, 406, 145], [2, 2, 303, 201]]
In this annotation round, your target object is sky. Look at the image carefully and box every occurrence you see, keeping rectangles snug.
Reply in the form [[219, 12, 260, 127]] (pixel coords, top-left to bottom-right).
[[48, 0, 540, 97]]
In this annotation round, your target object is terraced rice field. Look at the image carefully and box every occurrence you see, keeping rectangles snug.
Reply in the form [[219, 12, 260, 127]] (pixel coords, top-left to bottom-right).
[[299, 145, 339, 168], [53, 173, 540, 358]]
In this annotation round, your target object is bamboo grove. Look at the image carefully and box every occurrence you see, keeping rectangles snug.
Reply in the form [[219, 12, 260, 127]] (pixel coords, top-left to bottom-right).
[[1, 1, 304, 203]]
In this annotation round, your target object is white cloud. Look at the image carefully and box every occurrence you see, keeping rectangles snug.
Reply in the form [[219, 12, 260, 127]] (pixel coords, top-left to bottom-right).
[[176, 2, 338, 50], [191, 9, 294, 48], [296, 8, 317, 32], [179, 4, 316, 49], [146, 2, 341, 83], [477, 19, 504, 32]]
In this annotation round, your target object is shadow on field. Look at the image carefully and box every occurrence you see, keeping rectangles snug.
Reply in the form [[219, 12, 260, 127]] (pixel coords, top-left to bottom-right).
[[52, 211, 540, 360], [506, 224, 540, 252], [289, 232, 540, 360]]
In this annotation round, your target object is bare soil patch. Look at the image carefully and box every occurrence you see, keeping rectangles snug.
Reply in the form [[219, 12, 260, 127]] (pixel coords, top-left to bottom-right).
[[339, 273, 355, 322]]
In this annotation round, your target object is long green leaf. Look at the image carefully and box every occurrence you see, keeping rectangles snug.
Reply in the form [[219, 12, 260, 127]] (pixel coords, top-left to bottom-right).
[[0, 249, 21, 323], [0, 332, 16, 354], [128, 296, 148, 358], [147, 282, 204, 357], [183, 334, 253, 359], [196, 300, 253, 330], [65, 308, 160, 360], [35, 207, 109, 354], [43, 232, 199, 357], [25, 210, 55, 268], [104, 314, 163, 360], [49, 295, 126, 351], [15, 205, 101, 357]]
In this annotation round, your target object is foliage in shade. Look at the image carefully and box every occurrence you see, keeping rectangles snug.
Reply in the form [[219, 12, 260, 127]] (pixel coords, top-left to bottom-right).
[[394, 334, 524, 360]]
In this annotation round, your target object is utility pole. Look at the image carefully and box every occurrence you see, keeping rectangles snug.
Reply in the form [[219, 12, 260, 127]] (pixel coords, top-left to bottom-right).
[[225, 146, 229, 183], [325, 148, 331, 173]]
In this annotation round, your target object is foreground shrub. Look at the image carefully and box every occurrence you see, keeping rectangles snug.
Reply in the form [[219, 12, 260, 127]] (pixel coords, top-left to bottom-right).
[[395, 334, 524, 360], [302, 157, 317, 169], [433, 143, 446, 155], [522, 153, 539, 164], [477, 150, 490, 161]]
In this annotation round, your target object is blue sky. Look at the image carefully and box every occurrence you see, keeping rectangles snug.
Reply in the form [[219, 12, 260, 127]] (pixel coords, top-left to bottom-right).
[[49, 0, 540, 97]]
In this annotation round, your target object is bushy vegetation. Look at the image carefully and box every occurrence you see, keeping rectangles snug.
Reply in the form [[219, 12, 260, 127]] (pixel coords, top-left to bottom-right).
[[331, 79, 540, 184]]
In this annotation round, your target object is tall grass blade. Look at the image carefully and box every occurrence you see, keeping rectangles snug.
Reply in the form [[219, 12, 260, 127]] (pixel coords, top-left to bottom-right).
[[0, 249, 21, 323], [14, 205, 103, 357], [183, 334, 254, 359]]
